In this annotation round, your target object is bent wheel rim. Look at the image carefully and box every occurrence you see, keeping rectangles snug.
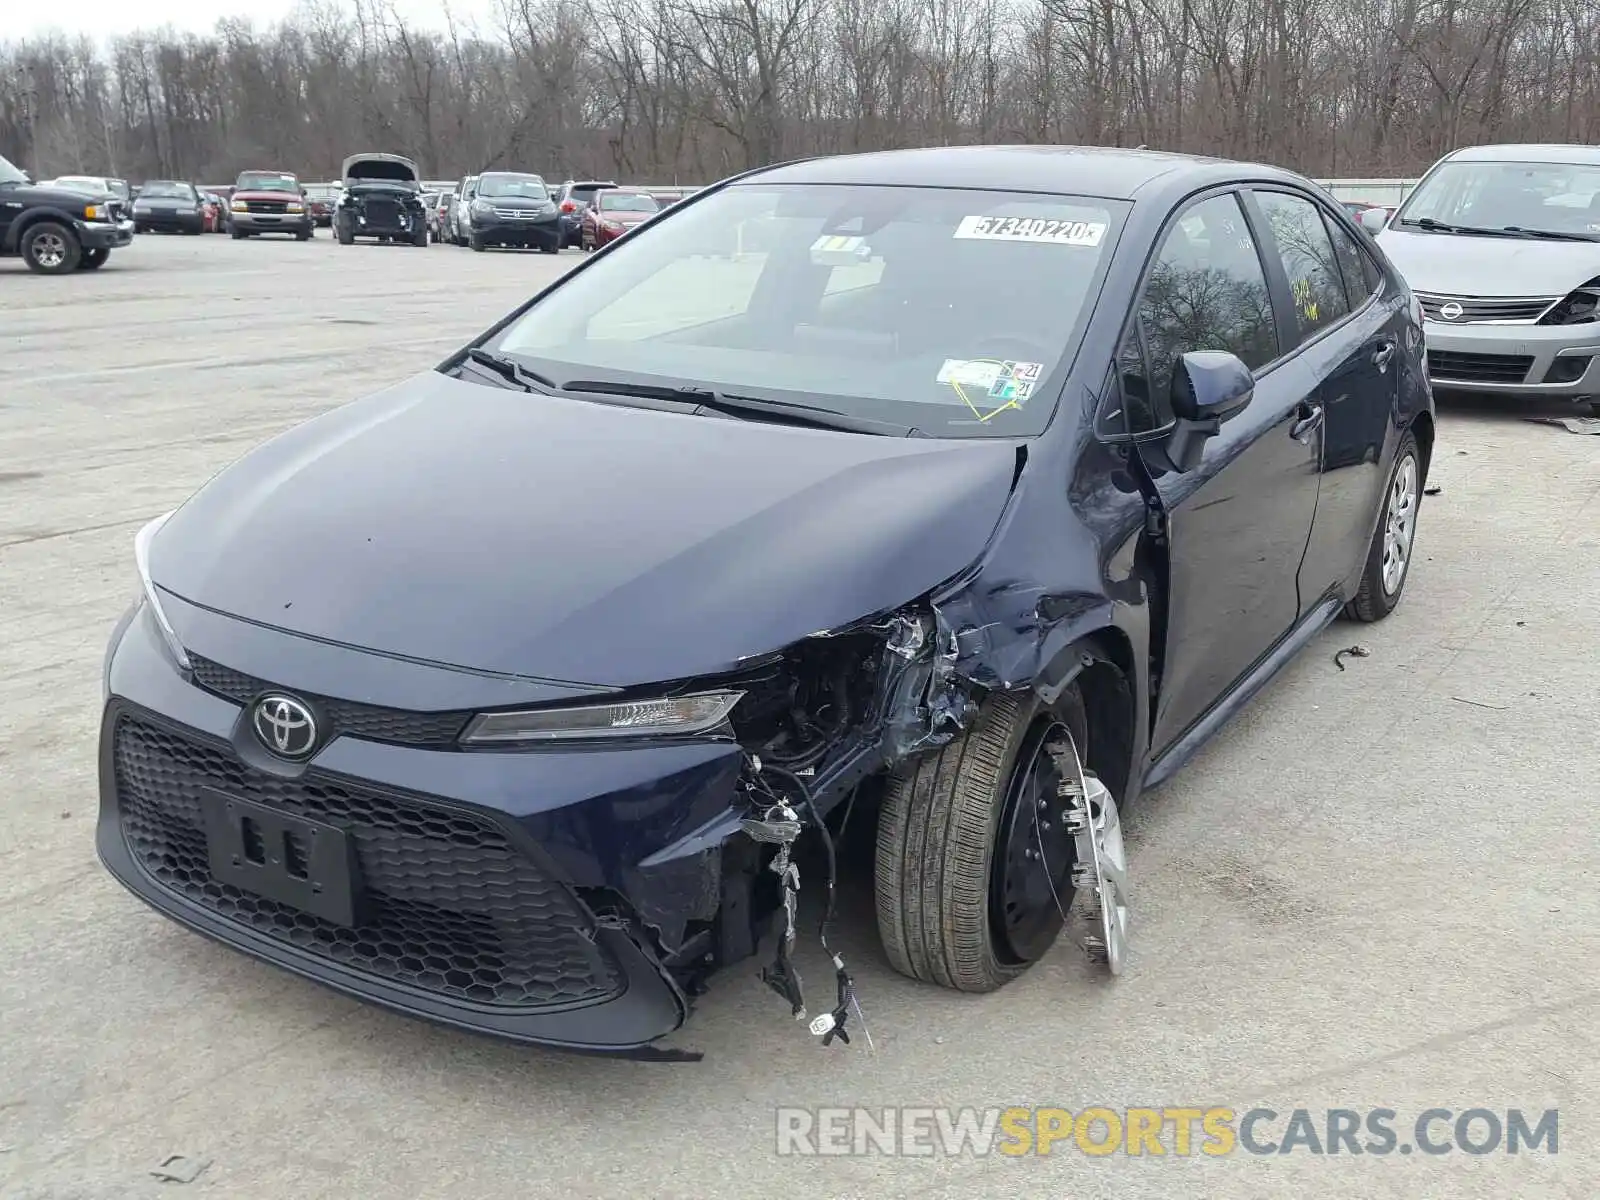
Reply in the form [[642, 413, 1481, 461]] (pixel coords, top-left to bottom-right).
[[1381, 452, 1419, 595], [989, 718, 1078, 965], [34, 232, 68, 268]]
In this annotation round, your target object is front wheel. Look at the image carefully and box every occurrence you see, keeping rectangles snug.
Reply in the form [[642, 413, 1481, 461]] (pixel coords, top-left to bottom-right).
[[875, 688, 1093, 992], [1344, 429, 1423, 622], [78, 248, 111, 270], [22, 222, 82, 274], [412, 226, 428, 247], [336, 221, 354, 246], [468, 230, 486, 252]]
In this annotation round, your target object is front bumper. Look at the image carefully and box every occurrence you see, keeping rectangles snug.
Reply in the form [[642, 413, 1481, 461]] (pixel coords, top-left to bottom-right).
[[341, 206, 424, 238], [1423, 320, 1600, 398], [230, 211, 313, 234], [96, 601, 745, 1052], [469, 214, 562, 248], [79, 219, 135, 250]]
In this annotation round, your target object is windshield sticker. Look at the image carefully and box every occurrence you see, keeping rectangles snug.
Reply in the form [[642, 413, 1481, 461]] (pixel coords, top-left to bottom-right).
[[937, 358, 1043, 421], [810, 234, 872, 265], [954, 215, 1107, 246]]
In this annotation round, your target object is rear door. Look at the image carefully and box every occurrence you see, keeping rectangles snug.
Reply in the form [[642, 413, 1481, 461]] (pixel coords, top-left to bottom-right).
[[1248, 188, 1403, 609], [1122, 190, 1323, 756]]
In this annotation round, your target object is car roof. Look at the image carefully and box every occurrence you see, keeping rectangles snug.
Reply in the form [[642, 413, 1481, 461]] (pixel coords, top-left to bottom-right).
[[1444, 143, 1600, 166], [745, 145, 1308, 201]]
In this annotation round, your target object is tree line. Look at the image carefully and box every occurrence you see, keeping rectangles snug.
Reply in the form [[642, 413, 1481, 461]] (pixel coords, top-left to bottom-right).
[[2, 0, 1594, 188]]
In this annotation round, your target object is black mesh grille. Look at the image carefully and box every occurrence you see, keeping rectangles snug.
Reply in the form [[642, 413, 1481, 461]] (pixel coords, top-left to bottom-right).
[[249, 200, 289, 214], [189, 656, 471, 747], [114, 714, 623, 1009], [362, 198, 402, 225], [1427, 351, 1533, 384]]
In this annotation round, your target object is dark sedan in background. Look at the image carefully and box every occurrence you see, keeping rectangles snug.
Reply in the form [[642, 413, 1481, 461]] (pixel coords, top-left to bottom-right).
[[132, 181, 208, 235], [99, 146, 1431, 1055]]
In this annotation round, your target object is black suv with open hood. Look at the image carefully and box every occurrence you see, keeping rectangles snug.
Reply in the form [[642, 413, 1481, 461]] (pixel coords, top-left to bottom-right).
[[334, 153, 427, 247]]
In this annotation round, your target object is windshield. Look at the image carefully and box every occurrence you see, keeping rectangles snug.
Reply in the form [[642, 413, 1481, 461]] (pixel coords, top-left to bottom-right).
[[479, 174, 548, 199], [140, 181, 195, 200], [1398, 159, 1600, 234], [0, 154, 27, 185], [490, 182, 1124, 438], [237, 172, 299, 193], [600, 192, 658, 213]]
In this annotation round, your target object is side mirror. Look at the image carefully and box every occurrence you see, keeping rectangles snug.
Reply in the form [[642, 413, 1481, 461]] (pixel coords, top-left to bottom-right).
[[1162, 350, 1254, 472], [1359, 207, 1389, 234]]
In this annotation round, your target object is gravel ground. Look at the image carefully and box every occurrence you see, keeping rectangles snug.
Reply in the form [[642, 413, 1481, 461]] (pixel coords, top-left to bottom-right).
[[2, 233, 1597, 1199]]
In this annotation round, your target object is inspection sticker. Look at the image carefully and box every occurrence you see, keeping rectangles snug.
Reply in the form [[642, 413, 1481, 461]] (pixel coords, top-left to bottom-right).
[[810, 234, 871, 265], [953, 215, 1107, 246]]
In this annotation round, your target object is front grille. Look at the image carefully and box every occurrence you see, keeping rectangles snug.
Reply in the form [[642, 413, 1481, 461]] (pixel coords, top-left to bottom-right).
[[361, 199, 402, 225], [189, 656, 471, 747], [1427, 350, 1534, 384], [114, 714, 622, 1009], [1416, 292, 1557, 323], [492, 208, 541, 220], [249, 200, 289, 214]]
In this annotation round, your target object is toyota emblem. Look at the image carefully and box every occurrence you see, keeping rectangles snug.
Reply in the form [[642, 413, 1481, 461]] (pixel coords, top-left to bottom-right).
[[252, 694, 318, 759], [1439, 301, 1464, 321]]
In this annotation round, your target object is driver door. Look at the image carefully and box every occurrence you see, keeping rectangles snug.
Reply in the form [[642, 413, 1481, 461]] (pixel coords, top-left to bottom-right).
[[1123, 190, 1323, 757]]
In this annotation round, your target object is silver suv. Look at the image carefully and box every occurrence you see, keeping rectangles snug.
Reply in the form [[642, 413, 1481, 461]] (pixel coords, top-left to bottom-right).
[[1369, 144, 1600, 406]]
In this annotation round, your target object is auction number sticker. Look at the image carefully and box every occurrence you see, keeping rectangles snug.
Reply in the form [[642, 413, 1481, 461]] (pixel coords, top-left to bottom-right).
[[954, 215, 1107, 246]]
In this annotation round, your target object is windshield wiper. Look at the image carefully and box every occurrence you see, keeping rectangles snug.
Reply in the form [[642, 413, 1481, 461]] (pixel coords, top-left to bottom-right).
[[1498, 226, 1600, 242], [1399, 217, 1521, 238], [458, 347, 558, 394], [561, 379, 923, 437]]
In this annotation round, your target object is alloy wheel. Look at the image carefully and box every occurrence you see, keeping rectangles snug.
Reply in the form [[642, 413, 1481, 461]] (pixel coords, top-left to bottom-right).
[[33, 231, 68, 269], [1381, 452, 1419, 595]]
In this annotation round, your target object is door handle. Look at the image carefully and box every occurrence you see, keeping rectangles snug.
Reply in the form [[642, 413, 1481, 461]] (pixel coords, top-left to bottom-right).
[[1372, 341, 1396, 371], [1291, 403, 1324, 442]]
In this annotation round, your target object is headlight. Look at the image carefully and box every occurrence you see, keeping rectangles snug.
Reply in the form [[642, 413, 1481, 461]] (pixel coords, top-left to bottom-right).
[[461, 691, 744, 745], [134, 513, 191, 670], [286, 202, 304, 213], [1542, 279, 1600, 326], [231, 200, 248, 212], [83, 204, 102, 220]]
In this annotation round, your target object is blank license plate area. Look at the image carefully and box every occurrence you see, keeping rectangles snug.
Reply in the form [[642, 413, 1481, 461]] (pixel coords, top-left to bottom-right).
[[200, 788, 362, 926]]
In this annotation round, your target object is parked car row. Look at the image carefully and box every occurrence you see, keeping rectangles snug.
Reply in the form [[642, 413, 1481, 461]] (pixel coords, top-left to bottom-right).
[[427, 173, 676, 253]]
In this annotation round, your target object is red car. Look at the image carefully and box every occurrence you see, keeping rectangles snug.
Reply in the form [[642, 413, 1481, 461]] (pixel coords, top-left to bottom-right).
[[198, 193, 223, 232], [579, 190, 660, 250]]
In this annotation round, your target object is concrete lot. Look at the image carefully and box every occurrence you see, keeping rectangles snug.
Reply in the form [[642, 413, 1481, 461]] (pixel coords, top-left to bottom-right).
[[2, 234, 1597, 1199]]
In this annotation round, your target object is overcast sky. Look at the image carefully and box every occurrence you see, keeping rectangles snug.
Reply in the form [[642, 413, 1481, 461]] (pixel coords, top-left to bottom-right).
[[20, 0, 493, 41]]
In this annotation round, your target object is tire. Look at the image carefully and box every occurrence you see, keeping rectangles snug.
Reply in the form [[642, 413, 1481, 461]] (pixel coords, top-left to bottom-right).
[[468, 230, 485, 252], [874, 687, 1092, 992], [1344, 428, 1422, 622], [412, 226, 428, 247], [297, 227, 313, 241], [78, 248, 110, 270], [22, 222, 82, 274], [336, 221, 354, 246], [230, 225, 245, 240], [539, 242, 559, 254]]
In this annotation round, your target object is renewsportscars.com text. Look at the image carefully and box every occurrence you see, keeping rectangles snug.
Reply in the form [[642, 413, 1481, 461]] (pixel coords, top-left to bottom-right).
[[775, 1106, 1559, 1158]]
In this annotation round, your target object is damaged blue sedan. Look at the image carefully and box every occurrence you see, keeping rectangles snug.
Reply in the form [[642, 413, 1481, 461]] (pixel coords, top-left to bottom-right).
[[99, 146, 1433, 1055]]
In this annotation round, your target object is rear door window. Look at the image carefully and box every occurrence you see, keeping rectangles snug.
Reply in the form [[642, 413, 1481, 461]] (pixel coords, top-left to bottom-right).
[[1252, 190, 1352, 346], [1324, 214, 1381, 311]]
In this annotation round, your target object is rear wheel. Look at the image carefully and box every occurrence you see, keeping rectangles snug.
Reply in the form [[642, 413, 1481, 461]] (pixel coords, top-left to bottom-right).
[[875, 688, 1092, 991], [1344, 429, 1422, 622], [22, 222, 81, 274]]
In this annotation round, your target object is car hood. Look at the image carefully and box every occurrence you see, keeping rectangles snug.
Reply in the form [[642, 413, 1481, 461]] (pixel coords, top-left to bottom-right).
[[1377, 227, 1600, 296], [151, 371, 1020, 687], [342, 153, 419, 185], [14, 182, 114, 206], [480, 195, 555, 210]]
